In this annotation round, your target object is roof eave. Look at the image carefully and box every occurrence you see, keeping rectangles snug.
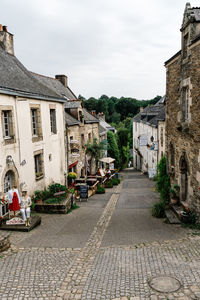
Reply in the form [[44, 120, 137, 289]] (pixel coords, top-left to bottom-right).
[[0, 87, 66, 103]]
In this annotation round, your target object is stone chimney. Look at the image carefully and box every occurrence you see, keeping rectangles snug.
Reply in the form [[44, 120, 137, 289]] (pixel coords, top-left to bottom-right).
[[0, 25, 14, 55], [55, 75, 68, 87], [140, 107, 144, 113]]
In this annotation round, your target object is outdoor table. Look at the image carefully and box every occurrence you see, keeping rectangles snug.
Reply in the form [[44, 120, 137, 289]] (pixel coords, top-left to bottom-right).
[[86, 178, 97, 186]]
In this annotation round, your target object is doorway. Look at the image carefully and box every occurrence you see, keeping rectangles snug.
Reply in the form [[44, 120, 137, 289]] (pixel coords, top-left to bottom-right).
[[179, 153, 189, 202], [4, 170, 16, 193]]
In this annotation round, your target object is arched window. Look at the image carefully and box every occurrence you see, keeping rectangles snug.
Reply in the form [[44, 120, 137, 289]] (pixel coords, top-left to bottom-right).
[[4, 170, 15, 193]]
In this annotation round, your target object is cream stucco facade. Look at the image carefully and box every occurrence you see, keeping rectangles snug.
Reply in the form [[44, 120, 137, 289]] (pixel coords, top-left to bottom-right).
[[0, 93, 66, 196]]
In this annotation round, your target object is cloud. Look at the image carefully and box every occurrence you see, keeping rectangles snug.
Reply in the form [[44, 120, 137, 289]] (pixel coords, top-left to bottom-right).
[[1, 0, 200, 98]]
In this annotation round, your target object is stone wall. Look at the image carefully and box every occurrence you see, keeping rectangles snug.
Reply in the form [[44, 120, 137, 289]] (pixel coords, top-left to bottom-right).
[[166, 42, 200, 213]]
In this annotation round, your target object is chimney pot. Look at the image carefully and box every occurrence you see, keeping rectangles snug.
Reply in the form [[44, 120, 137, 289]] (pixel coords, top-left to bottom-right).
[[0, 25, 14, 55], [140, 107, 144, 113], [55, 74, 68, 87]]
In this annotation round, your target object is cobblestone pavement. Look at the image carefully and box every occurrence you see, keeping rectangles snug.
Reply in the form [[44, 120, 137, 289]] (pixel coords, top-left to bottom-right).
[[1, 170, 200, 299]]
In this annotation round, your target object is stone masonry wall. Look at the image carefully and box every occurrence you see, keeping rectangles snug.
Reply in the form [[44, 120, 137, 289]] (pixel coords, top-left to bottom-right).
[[166, 42, 200, 213]]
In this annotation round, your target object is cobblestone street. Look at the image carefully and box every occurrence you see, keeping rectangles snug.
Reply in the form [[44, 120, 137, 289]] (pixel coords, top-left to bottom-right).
[[1, 170, 200, 300]]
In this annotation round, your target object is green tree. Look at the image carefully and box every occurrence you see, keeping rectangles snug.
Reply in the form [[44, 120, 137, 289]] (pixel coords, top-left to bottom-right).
[[85, 138, 105, 170], [117, 128, 130, 168], [107, 131, 120, 168]]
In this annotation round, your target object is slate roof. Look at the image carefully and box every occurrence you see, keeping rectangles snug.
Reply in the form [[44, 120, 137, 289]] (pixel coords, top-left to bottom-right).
[[133, 96, 165, 127], [82, 108, 99, 124], [193, 8, 200, 21], [31, 72, 77, 101], [98, 117, 116, 132], [0, 45, 65, 102], [65, 112, 80, 126], [99, 124, 107, 135], [64, 101, 82, 109]]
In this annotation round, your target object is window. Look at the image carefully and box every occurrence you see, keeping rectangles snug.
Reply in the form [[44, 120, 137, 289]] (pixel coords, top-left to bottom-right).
[[31, 109, 38, 136], [181, 87, 189, 122], [3, 110, 13, 138], [160, 127, 164, 147], [70, 136, 73, 141], [34, 151, 44, 180], [88, 133, 91, 143], [183, 33, 189, 59], [30, 106, 42, 141], [50, 109, 57, 134], [81, 134, 85, 146]]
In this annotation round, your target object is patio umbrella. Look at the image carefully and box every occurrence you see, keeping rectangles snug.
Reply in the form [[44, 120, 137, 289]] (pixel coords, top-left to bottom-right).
[[99, 157, 115, 164]]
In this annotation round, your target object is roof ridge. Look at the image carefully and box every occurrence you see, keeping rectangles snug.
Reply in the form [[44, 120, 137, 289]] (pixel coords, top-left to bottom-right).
[[30, 71, 56, 81]]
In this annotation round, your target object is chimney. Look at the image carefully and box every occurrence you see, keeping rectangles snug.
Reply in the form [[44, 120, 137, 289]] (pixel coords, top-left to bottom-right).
[[140, 107, 144, 113], [0, 25, 14, 55], [55, 75, 68, 87], [91, 110, 96, 116]]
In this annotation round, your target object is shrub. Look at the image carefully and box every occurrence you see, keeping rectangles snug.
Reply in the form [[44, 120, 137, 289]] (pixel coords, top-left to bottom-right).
[[112, 178, 119, 185], [152, 201, 166, 218], [43, 195, 66, 204], [67, 172, 77, 180], [96, 184, 105, 194], [48, 183, 67, 194], [105, 180, 113, 188], [156, 156, 170, 203]]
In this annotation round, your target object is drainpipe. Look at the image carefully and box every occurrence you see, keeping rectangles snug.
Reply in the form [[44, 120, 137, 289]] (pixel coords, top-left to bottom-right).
[[65, 125, 69, 186]]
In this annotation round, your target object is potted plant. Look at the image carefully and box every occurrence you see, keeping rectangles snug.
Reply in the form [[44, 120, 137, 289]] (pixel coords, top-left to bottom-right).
[[67, 172, 77, 180], [169, 184, 180, 205]]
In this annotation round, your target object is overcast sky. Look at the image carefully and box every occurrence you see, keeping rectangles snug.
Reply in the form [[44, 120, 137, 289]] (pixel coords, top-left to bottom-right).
[[1, 1, 199, 99]]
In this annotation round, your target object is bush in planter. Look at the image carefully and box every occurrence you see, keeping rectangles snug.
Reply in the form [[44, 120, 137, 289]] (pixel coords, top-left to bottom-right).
[[48, 183, 67, 194], [105, 180, 113, 188], [96, 184, 105, 194], [112, 178, 119, 186]]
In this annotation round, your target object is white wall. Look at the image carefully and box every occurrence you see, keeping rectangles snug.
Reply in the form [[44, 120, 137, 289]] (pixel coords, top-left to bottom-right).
[[0, 94, 66, 196], [133, 120, 158, 177]]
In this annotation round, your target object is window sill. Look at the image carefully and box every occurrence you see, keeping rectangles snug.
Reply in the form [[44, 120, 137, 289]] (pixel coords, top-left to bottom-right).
[[32, 136, 43, 143], [35, 174, 44, 181], [4, 137, 15, 145]]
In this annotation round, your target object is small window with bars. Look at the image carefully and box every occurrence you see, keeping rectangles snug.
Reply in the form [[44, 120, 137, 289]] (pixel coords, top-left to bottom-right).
[[50, 109, 57, 134]]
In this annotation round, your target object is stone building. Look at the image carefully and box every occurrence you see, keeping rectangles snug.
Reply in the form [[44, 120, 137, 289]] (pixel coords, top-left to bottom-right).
[[0, 26, 66, 196], [132, 97, 165, 178], [165, 3, 200, 212]]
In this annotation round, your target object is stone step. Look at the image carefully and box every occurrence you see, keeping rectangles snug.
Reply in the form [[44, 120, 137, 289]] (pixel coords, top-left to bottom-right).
[[165, 208, 181, 224], [171, 204, 184, 220]]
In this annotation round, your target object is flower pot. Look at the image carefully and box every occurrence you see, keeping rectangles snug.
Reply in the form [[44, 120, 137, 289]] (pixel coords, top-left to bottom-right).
[[170, 198, 178, 205]]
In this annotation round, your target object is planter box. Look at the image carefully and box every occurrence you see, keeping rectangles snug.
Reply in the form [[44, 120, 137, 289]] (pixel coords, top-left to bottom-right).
[[34, 193, 72, 214]]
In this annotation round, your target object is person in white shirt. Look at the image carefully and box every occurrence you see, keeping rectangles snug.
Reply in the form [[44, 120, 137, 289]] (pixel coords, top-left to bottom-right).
[[20, 189, 32, 226], [8, 186, 20, 217]]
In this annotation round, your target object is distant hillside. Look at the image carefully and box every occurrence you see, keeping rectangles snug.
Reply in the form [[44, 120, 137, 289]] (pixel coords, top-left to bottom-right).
[[79, 94, 162, 123]]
